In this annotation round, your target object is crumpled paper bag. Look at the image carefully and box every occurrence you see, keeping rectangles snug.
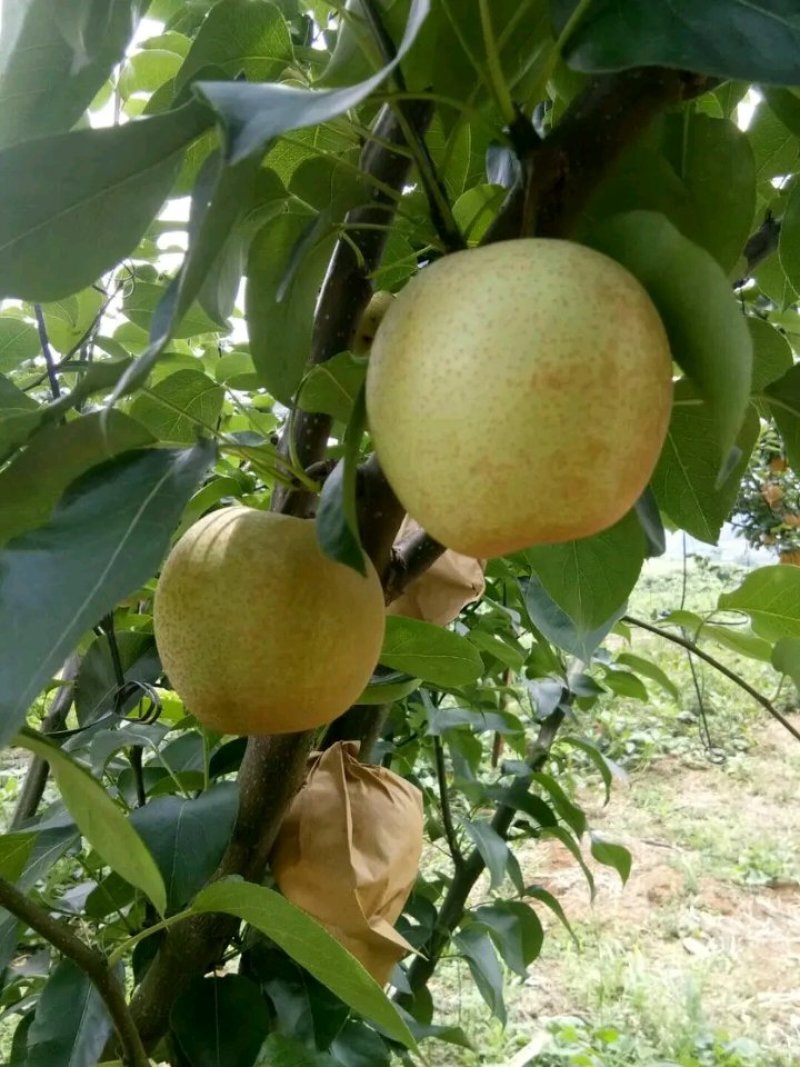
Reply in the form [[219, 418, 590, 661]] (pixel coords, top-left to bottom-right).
[[388, 516, 485, 625], [270, 741, 424, 985]]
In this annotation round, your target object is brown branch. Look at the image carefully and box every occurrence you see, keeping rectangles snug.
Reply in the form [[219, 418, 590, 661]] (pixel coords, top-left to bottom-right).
[[399, 707, 566, 998], [128, 100, 435, 1052], [624, 615, 800, 744], [0, 877, 149, 1067], [11, 655, 80, 830], [382, 528, 446, 605], [434, 735, 464, 870], [485, 67, 713, 243]]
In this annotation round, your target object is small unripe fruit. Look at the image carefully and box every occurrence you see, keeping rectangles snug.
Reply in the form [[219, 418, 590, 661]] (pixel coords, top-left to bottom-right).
[[366, 239, 673, 557], [153, 507, 385, 735]]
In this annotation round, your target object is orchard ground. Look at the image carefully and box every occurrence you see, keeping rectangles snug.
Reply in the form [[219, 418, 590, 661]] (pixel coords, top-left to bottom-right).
[[427, 552, 800, 1067]]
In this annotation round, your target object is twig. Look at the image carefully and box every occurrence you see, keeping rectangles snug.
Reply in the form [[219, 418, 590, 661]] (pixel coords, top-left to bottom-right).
[[382, 529, 446, 604], [401, 707, 566, 996], [624, 615, 800, 744], [102, 615, 146, 809], [33, 304, 61, 400], [734, 213, 781, 287], [10, 655, 81, 829], [434, 736, 464, 870], [0, 877, 149, 1067]]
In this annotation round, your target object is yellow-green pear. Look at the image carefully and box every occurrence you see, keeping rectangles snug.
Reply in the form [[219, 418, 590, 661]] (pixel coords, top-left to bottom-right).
[[153, 507, 385, 735], [366, 239, 673, 557]]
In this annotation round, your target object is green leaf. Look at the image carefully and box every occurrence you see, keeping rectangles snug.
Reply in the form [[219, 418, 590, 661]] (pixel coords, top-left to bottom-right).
[[615, 652, 679, 701], [379, 617, 483, 688], [130, 369, 224, 443], [453, 926, 505, 1023], [556, 0, 800, 84], [119, 47, 184, 98], [0, 373, 44, 461], [541, 824, 595, 899], [123, 282, 221, 340], [525, 510, 645, 632], [0, 832, 34, 882], [175, 0, 293, 92], [26, 959, 113, 1067], [748, 100, 800, 189], [531, 771, 587, 837], [17, 731, 167, 915], [472, 901, 543, 977], [0, 317, 40, 373], [425, 705, 522, 736], [523, 575, 624, 662], [558, 736, 626, 805], [191, 879, 416, 1049], [246, 211, 336, 404], [600, 667, 648, 702], [521, 884, 578, 945], [765, 364, 800, 472], [356, 672, 421, 706], [0, 442, 214, 748], [131, 784, 238, 912], [464, 820, 511, 890], [259, 1033, 338, 1067], [589, 211, 753, 461], [0, 411, 153, 548], [771, 636, 800, 687], [718, 565, 800, 641], [0, 0, 148, 148], [170, 975, 271, 1067], [75, 631, 160, 725], [749, 317, 793, 393], [0, 99, 213, 301], [299, 352, 367, 423], [315, 389, 367, 576], [196, 0, 430, 163], [590, 833, 632, 885], [779, 181, 800, 294], [699, 623, 773, 662], [651, 390, 758, 544]]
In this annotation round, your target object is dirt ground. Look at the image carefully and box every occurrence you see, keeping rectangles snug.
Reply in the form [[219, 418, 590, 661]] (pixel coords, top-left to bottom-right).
[[429, 719, 800, 1064]]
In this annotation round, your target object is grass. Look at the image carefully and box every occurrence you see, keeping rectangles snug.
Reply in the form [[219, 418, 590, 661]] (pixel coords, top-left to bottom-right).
[[422, 556, 800, 1067]]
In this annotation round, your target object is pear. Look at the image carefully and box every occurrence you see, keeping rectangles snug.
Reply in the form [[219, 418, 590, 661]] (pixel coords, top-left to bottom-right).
[[154, 507, 385, 735], [366, 239, 673, 557]]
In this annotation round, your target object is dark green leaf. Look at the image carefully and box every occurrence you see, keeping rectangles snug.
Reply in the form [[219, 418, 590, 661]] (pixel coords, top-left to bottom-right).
[[379, 617, 483, 688], [600, 667, 649, 702], [26, 959, 113, 1067], [0, 0, 148, 148], [472, 900, 543, 977], [16, 731, 167, 914], [531, 772, 587, 837], [464, 820, 511, 890], [330, 1019, 391, 1067], [425, 705, 522, 736], [191, 880, 416, 1049], [130, 783, 238, 912], [130, 369, 224, 443], [523, 575, 624, 662], [0, 411, 153, 548], [0, 832, 34, 882], [259, 1033, 337, 1067], [590, 833, 632, 885], [718, 565, 800, 640], [75, 630, 160, 725], [0, 99, 212, 301], [651, 390, 758, 544], [765, 365, 800, 472], [589, 211, 752, 461], [779, 181, 800, 294], [0, 442, 214, 747], [558, 736, 626, 805], [556, 0, 800, 84], [525, 510, 645, 632], [246, 210, 336, 404], [521, 884, 578, 944], [453, 926, 505, 1023], [170, 975, 271, 1067], [615, 652, 679, 701], [0, 373, 42, 461], [195, 0, 430, 163], [542, 825, 595, 898], [315, 389, 367, 576]]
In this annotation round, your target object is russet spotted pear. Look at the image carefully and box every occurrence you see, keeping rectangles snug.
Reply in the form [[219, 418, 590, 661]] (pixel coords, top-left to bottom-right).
[[153, 507, 386, 735], [366, 239, 674, 558]]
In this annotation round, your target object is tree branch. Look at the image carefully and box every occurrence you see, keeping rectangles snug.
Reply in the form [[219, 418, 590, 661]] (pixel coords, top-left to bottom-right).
[[734, 213, 781, 288], [0, 877, 149, 1067], [485, 67, 713, 243], [128, 99, 436, 1051], [433, 735, 464, 870], [382, 528, 446, 605], [33, 304, 61, 401], [624, 615, 800, 744], [400, 707, 566, 997], [10, 655, 80, 830]]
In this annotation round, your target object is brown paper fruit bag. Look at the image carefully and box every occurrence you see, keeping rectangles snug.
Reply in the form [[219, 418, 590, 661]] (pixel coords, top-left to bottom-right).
[[388, 516, 485, 626], [270, 741, 424, 986]]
